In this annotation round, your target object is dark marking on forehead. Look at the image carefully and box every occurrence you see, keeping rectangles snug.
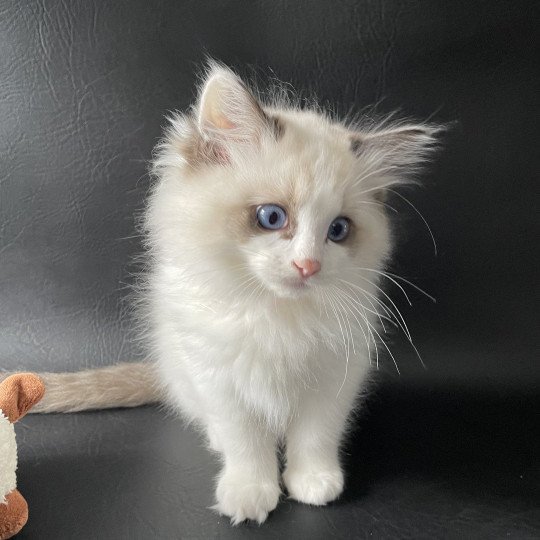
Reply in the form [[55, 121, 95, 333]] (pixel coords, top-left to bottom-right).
[[269, 115, 285, 140], [349, 136, 363, 156]]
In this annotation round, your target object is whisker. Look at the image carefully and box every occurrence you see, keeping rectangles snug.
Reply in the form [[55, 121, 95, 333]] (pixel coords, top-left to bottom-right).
[[368, 319, 401, 375], [325, 290, 350, 396], [383, 188, 437, 256], [340, 271, 426, 372], [353, 267, 413, 306], [356, 199, 399, 213], [337, 280, 394, 332], [330, 292, 354, 397], [331, 285, 372, 362], [331, 287, 356, 356], [344, 276, 413, 342], [333, 284, 378, 369], [354, 180, 402, 197], [228, 274, 259, 298], [379, 270, 436, 303]]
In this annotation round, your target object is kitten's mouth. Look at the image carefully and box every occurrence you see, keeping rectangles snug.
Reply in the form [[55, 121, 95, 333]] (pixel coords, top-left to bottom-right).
[[260, 274, 317, 299], [279, 277, 311, 294], [282, 276, 307, 287], [288, 280, 307, 290]]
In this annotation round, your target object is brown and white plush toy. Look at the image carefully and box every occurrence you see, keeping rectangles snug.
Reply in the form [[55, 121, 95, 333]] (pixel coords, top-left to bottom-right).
[[0, 374, 44, 540]]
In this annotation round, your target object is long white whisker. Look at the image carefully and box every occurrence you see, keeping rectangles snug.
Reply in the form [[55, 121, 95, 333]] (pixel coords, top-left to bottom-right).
[[331, 286, 372, 365], [228, 274, 259, 297], [368, 319, 401, 375], [350, 284, 396, 320], [335, 286, 379, 369], [340, 274, 425, 371], [338, 280, 393, 332], [325, 291, 350, 397], [356, 199, 399, 213], [353, 267, 413, 306], [409, 337, 426, 370], [244, 280, 265, 304], [384, 188, 437, 256], [328, 291, 349, 363], [331, 287, 356, 356], [354, 181, 402, 197], [379, 270, 436, 303], [330, 291, 355, 396], [345, 276, 412, 342]]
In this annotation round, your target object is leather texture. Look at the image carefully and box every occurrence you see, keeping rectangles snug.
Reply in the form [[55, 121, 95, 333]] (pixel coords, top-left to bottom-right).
[[15, 389, 540, 539], [1, 0, 539, 537]]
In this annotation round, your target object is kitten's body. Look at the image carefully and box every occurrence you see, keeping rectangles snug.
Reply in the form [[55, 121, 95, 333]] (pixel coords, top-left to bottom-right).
[[3, 63, 440, 525], [141, 65, 438, 522]]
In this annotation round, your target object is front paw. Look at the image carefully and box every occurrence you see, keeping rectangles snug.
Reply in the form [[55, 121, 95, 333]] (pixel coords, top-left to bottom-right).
[[214, 470, 281, 525], [283, 465, 344, 506]]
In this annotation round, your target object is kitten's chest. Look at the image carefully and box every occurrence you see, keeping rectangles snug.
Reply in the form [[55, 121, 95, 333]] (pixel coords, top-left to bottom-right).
[[207, 299, 351, 370], [222, 310, 340, 426], [228, 323, 313, 431]]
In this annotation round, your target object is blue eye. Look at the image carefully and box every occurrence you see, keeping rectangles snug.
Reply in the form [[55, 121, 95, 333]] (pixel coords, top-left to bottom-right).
[[256, 204, 288, 230], [327, 217, 351, 242]]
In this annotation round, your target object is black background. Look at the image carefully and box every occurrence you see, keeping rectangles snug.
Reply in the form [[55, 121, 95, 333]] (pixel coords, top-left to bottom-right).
[[1, 1, 538, 538]]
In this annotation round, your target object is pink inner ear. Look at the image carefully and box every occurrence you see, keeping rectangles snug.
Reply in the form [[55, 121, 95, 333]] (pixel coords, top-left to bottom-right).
[[217, 117, 236, 130]]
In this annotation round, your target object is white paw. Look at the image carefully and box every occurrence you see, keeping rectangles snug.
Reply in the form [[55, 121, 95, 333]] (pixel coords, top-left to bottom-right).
[[283, 466, 344, 505], [214, 471, 281, 525]]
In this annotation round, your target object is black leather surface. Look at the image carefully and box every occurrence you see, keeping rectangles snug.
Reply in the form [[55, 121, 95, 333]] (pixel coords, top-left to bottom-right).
[[1, 0, 539, 537], [16, 387, 540, 539]]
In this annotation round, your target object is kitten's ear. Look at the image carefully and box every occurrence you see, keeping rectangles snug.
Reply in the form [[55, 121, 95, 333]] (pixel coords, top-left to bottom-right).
[[350, 123, 442, 190], [196, 64, 271, 161]]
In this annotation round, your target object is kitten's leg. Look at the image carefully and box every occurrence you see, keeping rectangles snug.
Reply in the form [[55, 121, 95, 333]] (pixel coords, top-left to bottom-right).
[[283, 373, 361, 506], [208, 413, 281, 524]]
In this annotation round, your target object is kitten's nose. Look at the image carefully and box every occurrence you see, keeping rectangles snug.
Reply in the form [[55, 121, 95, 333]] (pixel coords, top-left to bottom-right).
[[293, 259, 321, 278]]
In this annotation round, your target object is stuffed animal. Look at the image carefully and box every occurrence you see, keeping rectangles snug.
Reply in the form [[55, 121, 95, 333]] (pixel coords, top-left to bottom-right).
[[0, 374, 44, 540]]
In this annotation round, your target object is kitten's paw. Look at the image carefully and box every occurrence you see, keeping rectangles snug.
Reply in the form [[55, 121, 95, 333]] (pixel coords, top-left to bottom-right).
[[214, 472, 281, 525], [283, 466, 344, 506]]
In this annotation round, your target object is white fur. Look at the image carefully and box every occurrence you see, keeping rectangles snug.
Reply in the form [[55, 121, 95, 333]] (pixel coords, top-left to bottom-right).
[[142, 63, 439, 524], [0, 410, 17, 503]]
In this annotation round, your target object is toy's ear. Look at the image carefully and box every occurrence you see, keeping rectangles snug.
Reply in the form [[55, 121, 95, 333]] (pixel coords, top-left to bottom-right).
[[0, 374, 45, 423]]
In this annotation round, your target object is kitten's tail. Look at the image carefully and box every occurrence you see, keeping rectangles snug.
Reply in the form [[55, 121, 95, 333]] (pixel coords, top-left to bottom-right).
[[0, 362, 162, 413]]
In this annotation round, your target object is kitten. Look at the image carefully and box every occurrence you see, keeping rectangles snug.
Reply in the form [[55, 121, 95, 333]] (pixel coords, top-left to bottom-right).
[[142, 63, 440, 523], [3, 63, 441, 524]]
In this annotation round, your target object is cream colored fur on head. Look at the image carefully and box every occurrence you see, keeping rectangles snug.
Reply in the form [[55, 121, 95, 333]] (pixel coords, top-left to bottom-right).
[[142, 62, 441, 524]]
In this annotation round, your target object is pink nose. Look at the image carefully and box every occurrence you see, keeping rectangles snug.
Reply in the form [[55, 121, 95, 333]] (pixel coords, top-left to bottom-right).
[[293, 259, 321, 278]]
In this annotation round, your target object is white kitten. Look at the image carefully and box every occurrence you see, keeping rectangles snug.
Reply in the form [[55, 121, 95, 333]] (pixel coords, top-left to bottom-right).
[[143, 63, 440, 524], [4, 62, 440, 525]]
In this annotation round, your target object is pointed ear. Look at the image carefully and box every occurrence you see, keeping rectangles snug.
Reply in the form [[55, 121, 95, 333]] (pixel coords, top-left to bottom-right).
[[196, 65, 273, 160], [350, 123, 442, 188]]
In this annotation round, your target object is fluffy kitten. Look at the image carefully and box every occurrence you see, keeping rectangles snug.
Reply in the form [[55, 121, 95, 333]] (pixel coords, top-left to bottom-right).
[[3, 63, 440, 524], [143, 63, 439, 523]]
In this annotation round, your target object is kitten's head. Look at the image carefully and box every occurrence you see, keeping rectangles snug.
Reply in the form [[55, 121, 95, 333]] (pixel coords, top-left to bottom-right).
[[149, 63, 440, 302]]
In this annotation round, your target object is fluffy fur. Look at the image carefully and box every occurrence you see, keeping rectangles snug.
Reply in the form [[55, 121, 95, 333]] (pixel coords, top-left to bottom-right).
[[0, 412, 17, 504], [2, 62, 440, 525], [142, 62, 440, 523]]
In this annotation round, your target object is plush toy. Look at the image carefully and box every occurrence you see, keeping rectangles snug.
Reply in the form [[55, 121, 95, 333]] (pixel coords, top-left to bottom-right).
[[0, 374, 44, 540]]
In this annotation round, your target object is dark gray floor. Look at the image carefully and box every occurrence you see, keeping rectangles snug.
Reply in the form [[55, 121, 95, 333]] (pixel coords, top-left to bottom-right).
[[16, 374, 540, 539]]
